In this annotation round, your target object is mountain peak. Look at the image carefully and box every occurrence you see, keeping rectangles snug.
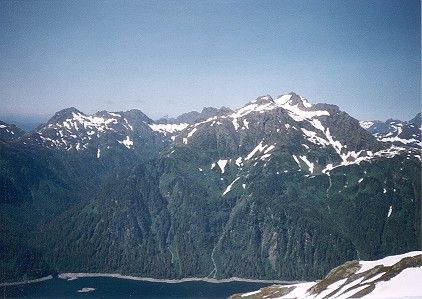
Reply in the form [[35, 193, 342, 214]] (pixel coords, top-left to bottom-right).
[[249, 95, 274, 105], [216, 106, 233, 116], [200, 107, 219, 114], [56, 107, 81, 115], [122, 109, 153, 124], [157, 106, 231, 124], [274, 92, 312, 109], [409, 112, 421, 127], [48, 107, 83, 124]]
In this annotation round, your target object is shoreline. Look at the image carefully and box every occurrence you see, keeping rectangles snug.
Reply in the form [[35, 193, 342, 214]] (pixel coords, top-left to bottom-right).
[[58, 272, 303, 284], [1, 273, 303, 286], [0, 275, 53, 287]]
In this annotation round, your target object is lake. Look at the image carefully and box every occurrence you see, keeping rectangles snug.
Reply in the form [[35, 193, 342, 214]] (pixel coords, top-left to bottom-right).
[[2, 276, 275, 298]]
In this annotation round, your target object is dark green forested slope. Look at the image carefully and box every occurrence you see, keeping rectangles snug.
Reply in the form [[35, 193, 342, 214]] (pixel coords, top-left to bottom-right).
[[29, 146, 420, 282], [0, 98, 420, 283], [0, 139, 163, 282]]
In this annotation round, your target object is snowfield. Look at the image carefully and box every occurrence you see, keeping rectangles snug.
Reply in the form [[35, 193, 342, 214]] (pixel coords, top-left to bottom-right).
[[232, 251, 422, 299]]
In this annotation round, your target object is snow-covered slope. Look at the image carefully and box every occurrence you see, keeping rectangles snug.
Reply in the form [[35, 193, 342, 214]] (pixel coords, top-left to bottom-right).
[[152, 106, 233, 139], [10, 93, 420, 166], [360, 113, 421, 148], [148, 122, 189, 139], [231, 251, 422, 299], [17, 107, 172, 161], [20, 108, 145, 150], [170, 92, 418, 178], [17, 107, 196, 152]]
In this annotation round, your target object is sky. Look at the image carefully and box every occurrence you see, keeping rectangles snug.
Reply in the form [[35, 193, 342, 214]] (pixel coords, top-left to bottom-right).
[[0, 0, 420, 126]]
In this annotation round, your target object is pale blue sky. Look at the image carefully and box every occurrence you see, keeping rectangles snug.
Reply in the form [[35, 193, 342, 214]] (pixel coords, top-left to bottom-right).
[[0, 0, 420, 125]]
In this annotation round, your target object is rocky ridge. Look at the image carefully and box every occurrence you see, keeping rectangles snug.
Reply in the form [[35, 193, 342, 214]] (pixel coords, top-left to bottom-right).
[[230, 251, 422, 298]]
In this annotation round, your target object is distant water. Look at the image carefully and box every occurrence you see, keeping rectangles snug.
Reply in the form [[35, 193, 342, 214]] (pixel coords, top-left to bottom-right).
[[2, 276, 273, 298]]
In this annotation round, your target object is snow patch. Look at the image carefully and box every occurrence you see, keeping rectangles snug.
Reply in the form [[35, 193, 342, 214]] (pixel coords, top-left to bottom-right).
[[245, 141, 267, 160], [241, 290, 261, 297], [118, 136, 133, 149], [292, 155, 301, 168], [356, 251, 421, 274], [183, 127, 197, 144], [387, 206, 393, 218], [363, 272, 385, 283], [274, 94, 292, 105], [149, 123, 189, 134], [77, 287, 96, 293], [301, 128, 329, 147], [232, 118, 239, 130], [223, 177, 240, 195], [379, 135, 421, 146], [315, 278, 347, 298], [243, 119, 249, 129], [228, 100, 276, 129], [364, 267, 422, 298], [264, 145, 275, 154], [187, 128, 197, 138], [274, 95, 330, 122], [217, 159, 228, 173], [359, 121, 374, 130], [276, 282, 316, 299]]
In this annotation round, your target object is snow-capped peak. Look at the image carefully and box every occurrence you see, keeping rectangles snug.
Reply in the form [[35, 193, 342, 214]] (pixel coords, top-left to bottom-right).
[[226, 92, 326, 127], [274, 93, 329, 122], [22, 108, 160, 152], [360, 114, 421, 148], [250, 95, 274, 105], [275, 92, 312, 108]]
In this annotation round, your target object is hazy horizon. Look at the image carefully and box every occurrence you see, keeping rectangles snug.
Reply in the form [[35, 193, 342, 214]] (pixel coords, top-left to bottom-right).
[[1, 0, 420, 125]]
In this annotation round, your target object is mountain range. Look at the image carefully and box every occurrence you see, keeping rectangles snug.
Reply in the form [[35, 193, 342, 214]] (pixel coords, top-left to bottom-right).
[[359, 113, 421, 149], [0, 92, 420, 284]]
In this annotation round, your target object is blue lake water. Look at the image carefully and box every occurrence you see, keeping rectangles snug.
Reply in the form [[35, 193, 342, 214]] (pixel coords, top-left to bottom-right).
[[2, 277, 274, 298]]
